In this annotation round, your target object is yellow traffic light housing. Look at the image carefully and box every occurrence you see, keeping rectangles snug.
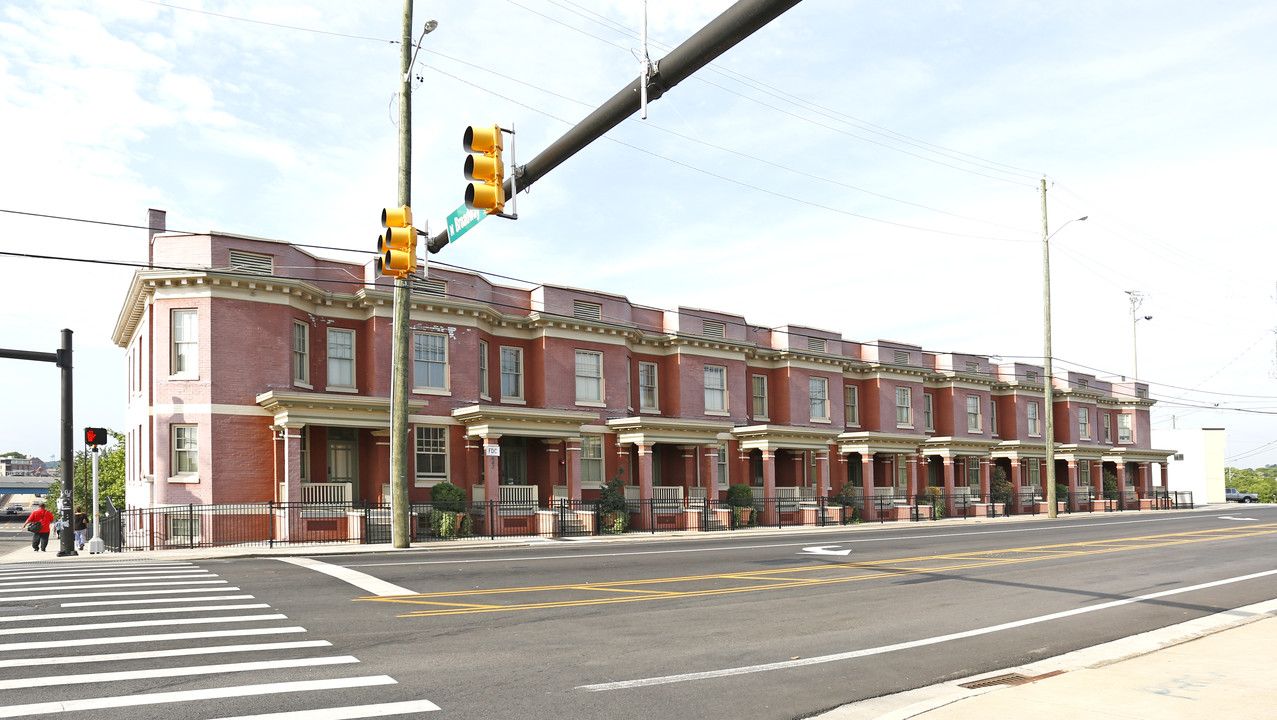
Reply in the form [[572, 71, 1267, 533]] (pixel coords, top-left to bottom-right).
[[464, 124, 505, 214], [376, 205, 417, 278]]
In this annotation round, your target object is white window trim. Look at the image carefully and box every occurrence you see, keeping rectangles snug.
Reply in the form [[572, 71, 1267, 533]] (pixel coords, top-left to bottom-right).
[[412, 331, 451, 396], [896, 387, 914, 428], [845, 384, 859, 427], [1117, 414, 1133, 444], [292, 321, 311, 389], [478, 340, 490, 401], [575, 349, 604, 406], [752, 373, 769, 422], [326, 328, 357, 392], [1079, 407, 1091, 440], [170, 309, 198, 380], [809, 376, 830, 423], [704, 365, 728, 415], [500, 346, 524, 402], [639, 361, 659, 412], [170, 424, 198, 482], [1027, 402, 1041, 438], [413, 426, 448, 486], [923, 393, 934, 431], [966, 395, 982, 433]]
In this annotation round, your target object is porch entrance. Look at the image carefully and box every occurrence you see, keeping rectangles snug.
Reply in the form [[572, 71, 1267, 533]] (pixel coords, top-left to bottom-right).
[[326, 428, 359, 502]]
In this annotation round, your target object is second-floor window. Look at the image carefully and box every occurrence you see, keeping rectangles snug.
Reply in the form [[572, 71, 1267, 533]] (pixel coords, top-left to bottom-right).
[[413, 332, 447, 391], [1079, 407, 1091, 439], [1118, 414, 1133, 443], [171, 309, 198, 377], [478, 341, 489, 398], [1104, 413, 1113, 443], [575, 350, 603, 403], [751, 374, 768, 419], [991, 400, 999, 436], [923, 393, 934, 431], [896, 387, 912, 427], [292, 321, 309, 385], [1027, 402, 1041, 436], [327, 328, 355, 389], [639, 361, 659, 411], [704, 365, 727, 413], [500, 346, 523, 400], [809, 377, 829, 421], [845, 385, 859, 426], [966, 395, 981, 432]]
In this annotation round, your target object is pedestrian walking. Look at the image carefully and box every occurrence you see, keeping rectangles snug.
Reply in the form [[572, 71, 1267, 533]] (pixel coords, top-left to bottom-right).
[[25, 500, 54, 552], [74, 506, 90, 550]]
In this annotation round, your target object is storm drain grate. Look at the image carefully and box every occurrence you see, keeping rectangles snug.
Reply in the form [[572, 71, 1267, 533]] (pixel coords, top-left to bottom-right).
[[959, 671, 1064, 689]]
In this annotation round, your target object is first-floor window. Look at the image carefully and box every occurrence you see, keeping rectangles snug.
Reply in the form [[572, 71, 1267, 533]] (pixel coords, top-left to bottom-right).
[[717, 442, 729, 487], [809, 377, 829, 421], [414, 426, 447, 482], [172, 425, 198, 474], [1027, 460, 1040, 489], [1079, 462, 1091, 486], [581, 435, 603, 485], [967, 459, 980, 487], [704, 365, 727, 413]]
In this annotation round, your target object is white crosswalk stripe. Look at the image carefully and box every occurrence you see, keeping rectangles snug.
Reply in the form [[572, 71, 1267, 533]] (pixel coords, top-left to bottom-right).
[[0, 560, 439, 718]]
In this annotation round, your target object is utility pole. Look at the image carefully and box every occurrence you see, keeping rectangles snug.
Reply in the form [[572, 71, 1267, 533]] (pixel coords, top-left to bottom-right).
[[1041, 179, 1057, 519], [390, 0, 413, 549]]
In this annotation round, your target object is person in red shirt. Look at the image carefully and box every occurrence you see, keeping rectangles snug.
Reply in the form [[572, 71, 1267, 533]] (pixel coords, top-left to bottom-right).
[[25, 500, 54, 552]]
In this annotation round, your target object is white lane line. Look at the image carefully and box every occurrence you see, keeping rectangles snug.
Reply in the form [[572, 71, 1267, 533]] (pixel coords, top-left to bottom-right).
[[0, 613, 287, 636], [0, 573, 216, 587], [0, 580, 227, 595], [578, 567, 1277, 691], [6, 586, 239, 602], [218, 699, 443, 718], [277, 557, 414, 597], [0, 626, 307, 653], [0, 675, 398, 718], [0, 655, 359, 690], [62, 594, 254, 607], [0, 603, 271, 622], [0, 640, 332, 668], [0, 566, 198, 579]]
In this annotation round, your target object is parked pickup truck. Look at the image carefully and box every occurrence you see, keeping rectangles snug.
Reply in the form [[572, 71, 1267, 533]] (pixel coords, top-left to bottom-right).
[[1225, 488, 1259, 503]]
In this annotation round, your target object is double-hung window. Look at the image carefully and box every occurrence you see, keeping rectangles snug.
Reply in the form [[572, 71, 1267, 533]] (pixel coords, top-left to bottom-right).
[[704, 365, 727, 413], [751, 374, 768, 420], [1027, 402, 1041, 436], [327, 328, 355, 389], [581, 435, 603, 485], [414, 426, 447, 484], [575, 350, 603, 404], [967, 459, 980, 488], [844, 385, 859, 426], [638, 361, 658, 411], [478, 341, 489, 399], [1079, 407, 1091, 439], [171, 309, 198, 377], [500, 346, 523, 401], [809, 377, 829, 421], [292, 321, 309, 386], [1104, 414, 1113, 443], [896, 387, 913, 427], [1079, 461, 1091, 487], [1118, 414, 1133, 443], [172, 425, 198, 475], [413, 332, 447, 391], [966, 395, 982, 432]]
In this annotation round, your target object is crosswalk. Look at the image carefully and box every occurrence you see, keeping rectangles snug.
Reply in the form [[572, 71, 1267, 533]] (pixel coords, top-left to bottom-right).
[[0, 560, 440, 719]]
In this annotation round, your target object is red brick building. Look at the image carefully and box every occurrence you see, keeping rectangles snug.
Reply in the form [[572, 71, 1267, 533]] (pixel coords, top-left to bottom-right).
[[112, 211, 1174, 524]]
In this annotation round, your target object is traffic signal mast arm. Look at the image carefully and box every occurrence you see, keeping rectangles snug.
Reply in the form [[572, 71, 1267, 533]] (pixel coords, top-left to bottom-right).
[[424, 0, 804, 254]]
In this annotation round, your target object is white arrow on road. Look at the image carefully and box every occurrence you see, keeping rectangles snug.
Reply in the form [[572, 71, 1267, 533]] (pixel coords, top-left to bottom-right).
[[801, 545, 852, 556], [1219, 516, 1259, 522]]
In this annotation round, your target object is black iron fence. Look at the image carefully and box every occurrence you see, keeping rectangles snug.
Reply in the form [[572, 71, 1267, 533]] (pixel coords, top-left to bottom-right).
[[94, 489, 1194, 552]]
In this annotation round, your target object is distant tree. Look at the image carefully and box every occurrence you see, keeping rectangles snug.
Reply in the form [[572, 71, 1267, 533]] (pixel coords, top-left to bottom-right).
[[1, 451, 24, 458], [1226, 466, 1277, 503], [46, 430, 125, 516]]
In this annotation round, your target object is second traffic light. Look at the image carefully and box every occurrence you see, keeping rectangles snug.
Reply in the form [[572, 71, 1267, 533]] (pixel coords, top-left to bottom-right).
[[463, 124, 505, 215], [377, 205, 417, 278]]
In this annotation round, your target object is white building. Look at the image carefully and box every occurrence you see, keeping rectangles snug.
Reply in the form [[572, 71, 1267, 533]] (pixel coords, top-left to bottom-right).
[[1152, 427, 1225, 504]]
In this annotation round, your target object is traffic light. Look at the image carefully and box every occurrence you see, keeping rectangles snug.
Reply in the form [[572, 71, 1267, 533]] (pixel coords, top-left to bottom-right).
[[376, 205, 417, 277], [463, 124, 505, 215], [84, 427, 108, 447]]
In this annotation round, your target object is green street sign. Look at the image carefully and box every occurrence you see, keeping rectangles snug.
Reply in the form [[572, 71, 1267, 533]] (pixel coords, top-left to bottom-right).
[[446, 203, 486, 244]]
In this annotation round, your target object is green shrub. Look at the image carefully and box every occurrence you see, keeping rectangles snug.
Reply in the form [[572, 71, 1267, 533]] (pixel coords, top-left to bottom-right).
[[727, 483, 755, 508], [430, 481, 466, 512], [596, 469, 629, 534]]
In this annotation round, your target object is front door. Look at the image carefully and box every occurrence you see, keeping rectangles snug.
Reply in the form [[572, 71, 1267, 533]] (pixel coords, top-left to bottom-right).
[[499, 437, 527, 485], [326, 428, 359, 501]]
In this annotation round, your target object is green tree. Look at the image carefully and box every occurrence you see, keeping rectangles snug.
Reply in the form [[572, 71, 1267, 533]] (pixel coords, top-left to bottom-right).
[[1226, 466, 1277, 503], [2, 451, 24, 458], [47, 429, 125, 516]]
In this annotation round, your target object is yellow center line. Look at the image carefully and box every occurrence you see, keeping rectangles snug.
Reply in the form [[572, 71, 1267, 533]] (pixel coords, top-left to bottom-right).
[[357, 523, 1277, 617]]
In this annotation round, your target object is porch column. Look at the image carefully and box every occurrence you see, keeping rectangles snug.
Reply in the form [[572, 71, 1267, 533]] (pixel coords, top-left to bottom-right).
[[544, 439, 563, 500], [1160, 463, 1168, 488], [680, 445, 698, 495], [861, 453, 876, 521], [942, 456, 956, 516], [815, 450, 830, 497], [565, 438, 582, 501], [1066, 460, 1078, 511], [704, 444, 719, 500], [1116, 461, 1128, 509], [637, 442, 654, 529], [908, 454, 921, 499], [1137, 462, 1149, 496], [979, 457, 991, 499], [482, 436, 501, 508], [281, 425, 304, 505], [1010, 459, 1023, 490], [761, 449, 777, 524]]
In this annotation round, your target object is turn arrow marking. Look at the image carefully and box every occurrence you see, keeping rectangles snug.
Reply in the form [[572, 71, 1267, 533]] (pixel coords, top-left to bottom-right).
[[801, 545, 852, 556]]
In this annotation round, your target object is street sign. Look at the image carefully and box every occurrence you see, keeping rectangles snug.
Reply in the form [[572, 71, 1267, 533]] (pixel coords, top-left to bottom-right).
[[446, 203, 486, 244]]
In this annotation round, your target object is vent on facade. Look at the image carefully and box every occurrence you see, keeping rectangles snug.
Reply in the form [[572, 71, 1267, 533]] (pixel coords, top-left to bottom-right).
[[1025, 371, 1038, 383], [414, 278, 446, 298], [228, 250, 273, 275], [807, 337, 827, 353], [1137, 388, 1147, 398], [702, 320, 726, 339], [1173, 453, 1185, 461], [893, 350, 910, 365], [573, 300, 602, 321], [965, 362, 979, 373], [1077, 379, 1089, 389]]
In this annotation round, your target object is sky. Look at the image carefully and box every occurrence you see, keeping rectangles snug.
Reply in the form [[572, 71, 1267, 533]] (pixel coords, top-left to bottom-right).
[[2, 0, 1276, 467]]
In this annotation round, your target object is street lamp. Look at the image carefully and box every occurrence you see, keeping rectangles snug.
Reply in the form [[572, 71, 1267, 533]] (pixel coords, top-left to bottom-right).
[[1127, 290, 1152, 380], [1041, 178, 1087, 519]]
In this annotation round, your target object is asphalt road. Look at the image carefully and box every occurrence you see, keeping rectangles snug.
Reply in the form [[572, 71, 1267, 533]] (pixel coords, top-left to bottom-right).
[[3, 507, 1277, 719]]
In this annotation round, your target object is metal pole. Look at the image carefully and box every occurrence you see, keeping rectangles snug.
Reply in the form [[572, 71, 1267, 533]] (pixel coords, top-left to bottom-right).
[[1041, 179, 1057, 519], [389, 0, 413, 548], [88, 447, 104, 553], [56, 328, 78, 555]]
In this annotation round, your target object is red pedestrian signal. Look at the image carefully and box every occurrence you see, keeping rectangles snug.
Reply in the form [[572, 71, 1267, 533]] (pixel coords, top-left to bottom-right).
[[84, 427, 108, 447]]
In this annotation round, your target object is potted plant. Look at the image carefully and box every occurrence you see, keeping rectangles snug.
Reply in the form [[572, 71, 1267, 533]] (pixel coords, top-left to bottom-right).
[[727, 483, 756, 527], [831, 483, 862, 524], [429, 481, 471, 538], [924, 486, 945, 519], [596, 470, 629, 534]]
